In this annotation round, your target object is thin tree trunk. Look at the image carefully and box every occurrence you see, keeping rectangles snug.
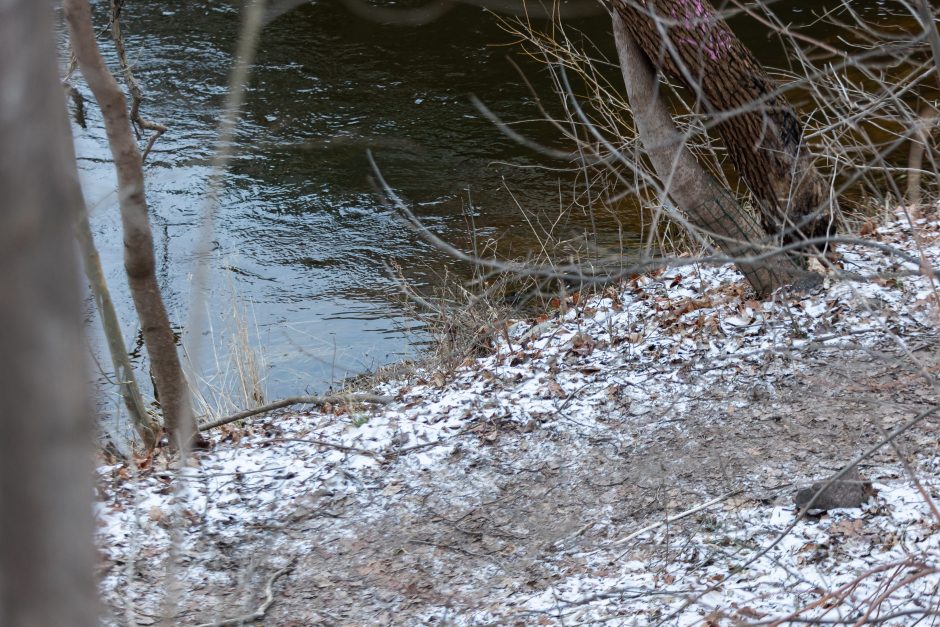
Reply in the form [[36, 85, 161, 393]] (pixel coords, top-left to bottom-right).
[[613, 0, 833, 251], [0, 1, 97, 624], [109, 0, 166, 161], [613, 11, 817, 295], [74, 213, 160, 450], [64, 0, 198, 449]]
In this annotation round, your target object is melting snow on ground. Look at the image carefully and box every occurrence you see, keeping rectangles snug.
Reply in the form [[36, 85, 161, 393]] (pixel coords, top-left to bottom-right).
[[97, 210, 940, 624]]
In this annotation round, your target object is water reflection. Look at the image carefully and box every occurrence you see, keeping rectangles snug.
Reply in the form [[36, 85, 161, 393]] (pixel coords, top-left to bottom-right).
[[73, 0, 917, 408], [76, 1, 624, 404]]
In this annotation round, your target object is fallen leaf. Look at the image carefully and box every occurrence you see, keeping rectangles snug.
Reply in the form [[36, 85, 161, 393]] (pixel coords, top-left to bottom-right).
[[736, 606, 766, 619], [382, 483, 404, 496], [546, 379, 565, 398], [829, 519, 864, 536]]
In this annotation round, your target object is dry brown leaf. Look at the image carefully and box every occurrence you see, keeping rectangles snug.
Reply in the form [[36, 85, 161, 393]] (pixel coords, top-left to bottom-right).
[[547, 379, 565, 398], [829, 519, 864, 536]]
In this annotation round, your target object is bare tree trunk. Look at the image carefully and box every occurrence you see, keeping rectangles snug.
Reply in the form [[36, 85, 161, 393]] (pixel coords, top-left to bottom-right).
[[74, 213, 160, 450], [613, 0, 834, 251], [64, 0, 198, 449], [613, 11, 816, 295], [906, 107, 938, 208], [0, 1, 97, 625]]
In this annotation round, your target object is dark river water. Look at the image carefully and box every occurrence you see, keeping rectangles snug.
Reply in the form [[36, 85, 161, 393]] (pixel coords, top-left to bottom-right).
[[72, 0, 903, 407]]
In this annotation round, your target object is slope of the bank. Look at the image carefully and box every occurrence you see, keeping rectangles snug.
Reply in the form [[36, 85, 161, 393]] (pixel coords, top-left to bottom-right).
[[97, 211, 940, 625]]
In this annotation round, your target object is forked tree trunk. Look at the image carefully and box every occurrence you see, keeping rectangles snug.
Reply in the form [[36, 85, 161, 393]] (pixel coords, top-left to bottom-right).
[[613, 11, 817, 295], [0, 1, 97, 624], [64, 0, 198, 449], [613, 0, 833, 250]]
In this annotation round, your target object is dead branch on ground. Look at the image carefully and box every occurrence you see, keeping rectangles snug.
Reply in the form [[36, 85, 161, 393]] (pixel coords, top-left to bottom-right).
[[198, 393, 392, 431], [193, 559, 295, 627]]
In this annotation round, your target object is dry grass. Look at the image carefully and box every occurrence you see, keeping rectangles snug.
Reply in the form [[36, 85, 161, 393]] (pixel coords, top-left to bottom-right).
[[186, 284, 268, 425], [384, 192, 622, 380]]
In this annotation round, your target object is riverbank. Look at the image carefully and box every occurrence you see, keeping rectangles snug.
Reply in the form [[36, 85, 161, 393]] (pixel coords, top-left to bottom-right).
[[96, 207, 940, 624]]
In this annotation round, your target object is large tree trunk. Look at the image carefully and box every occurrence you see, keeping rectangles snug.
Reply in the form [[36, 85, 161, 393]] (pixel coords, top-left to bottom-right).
[[613, 0, 833, 251], [612, 11, 816, 295], [0, 1, 97, 625], [64, 0, 198, 449]]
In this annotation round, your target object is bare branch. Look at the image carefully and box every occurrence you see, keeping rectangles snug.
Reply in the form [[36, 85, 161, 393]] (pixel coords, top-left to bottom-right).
[[109, 0, 167, 161], [194, 559, 295, 627], [198, 394, 392, 431]]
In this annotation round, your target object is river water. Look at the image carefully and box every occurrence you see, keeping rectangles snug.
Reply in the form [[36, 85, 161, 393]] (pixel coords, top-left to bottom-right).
[[72, 0, 904, 407]]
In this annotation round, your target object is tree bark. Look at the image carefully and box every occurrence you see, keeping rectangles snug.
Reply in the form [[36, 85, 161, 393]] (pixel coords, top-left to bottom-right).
[[613, 11, 815, 295], [64, 0, 198, 449], [74, 212, 160, 450], [0, 1, 97, 625], [613, 0, 834, 250]]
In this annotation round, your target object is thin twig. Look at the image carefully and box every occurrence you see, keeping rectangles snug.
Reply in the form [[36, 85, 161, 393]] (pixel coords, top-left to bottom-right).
[[198, 393, 392, 431], [194, 558, 295, 627], [767, 559, 913, 626], [262, 437, 383, 458], [611, 490, 741, 548], [109, 0, 167, 161], [369, 155, 940, 286], [882, 423, 940, 527]]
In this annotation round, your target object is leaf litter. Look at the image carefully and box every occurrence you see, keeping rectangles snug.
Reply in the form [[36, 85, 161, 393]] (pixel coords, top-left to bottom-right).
[[97, 209, 940, 625]]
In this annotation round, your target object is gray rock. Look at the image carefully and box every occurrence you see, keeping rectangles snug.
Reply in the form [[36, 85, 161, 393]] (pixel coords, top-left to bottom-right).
[[794, 466, 875, 511]]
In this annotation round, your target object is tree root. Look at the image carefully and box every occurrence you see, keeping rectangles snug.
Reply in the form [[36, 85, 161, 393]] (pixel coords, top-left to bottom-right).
[[194, 558, 295, 627]]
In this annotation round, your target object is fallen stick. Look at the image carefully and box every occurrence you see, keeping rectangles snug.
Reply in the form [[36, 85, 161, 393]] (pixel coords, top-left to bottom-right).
[[198, 393, 392, 431], [612, 490, 742, 548], [263, 437, 383, 459], [194, 558, 295, 627]]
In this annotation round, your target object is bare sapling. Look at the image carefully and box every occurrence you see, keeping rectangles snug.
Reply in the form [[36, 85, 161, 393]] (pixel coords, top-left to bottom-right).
[[74, 212, 159, 450], [64, 0, 198, 449]]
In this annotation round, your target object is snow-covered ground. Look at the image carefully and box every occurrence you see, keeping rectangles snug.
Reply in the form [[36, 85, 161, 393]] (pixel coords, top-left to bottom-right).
[[97, 210, 940, 625]]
